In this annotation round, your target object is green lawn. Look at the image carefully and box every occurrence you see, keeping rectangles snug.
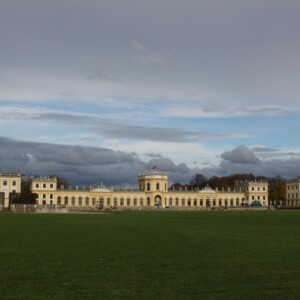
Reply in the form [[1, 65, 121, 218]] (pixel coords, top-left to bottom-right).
[[1, 211, 300, 299]]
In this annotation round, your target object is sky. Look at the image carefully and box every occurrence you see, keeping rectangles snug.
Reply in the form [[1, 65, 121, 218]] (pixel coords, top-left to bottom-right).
[[0, 0, 300, 186]]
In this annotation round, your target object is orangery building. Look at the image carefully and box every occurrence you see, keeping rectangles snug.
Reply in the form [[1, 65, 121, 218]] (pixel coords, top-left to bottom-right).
[[29, 172, 269, 209]]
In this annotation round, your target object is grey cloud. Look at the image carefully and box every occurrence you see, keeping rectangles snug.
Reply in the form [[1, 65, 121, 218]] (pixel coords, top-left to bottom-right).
[[201, 145, 300, 179], [1, 0, 300, 109], [221, 145, 261, 165], [0, 137, 200, 186], [1, 111, 243, 143], [145, 153, 164, 158]]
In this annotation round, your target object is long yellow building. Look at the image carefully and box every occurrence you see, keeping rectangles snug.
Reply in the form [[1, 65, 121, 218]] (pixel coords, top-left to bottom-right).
[[30, 172, 269, 209]]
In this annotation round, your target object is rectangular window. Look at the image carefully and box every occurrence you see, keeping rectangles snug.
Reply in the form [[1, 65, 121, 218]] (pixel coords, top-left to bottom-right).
[[43, 194, 46, 199], [85, 198, 89, 206], [36, 183, 39, 188], [50, 194, 53, 199], [169, 198, 173, 206], [50, 184, 53, 188], [133, 198, 137, 206], [3, 181, 7, 186], [43, 184, 46, 188], [127, 198, 130, 206], [12, 181, 16, 186], [114, 198, 118, 206], [175, 198, 179, 206], [194, 199, 197, 206], [92, 198, 96, 206], [107, 198, 111, 206], [213, 200, 216, 206], [182, 199, 185, 206], [139, 198, 143, 206], [219, 199, 222, 206], [120, 198, 124, 206]]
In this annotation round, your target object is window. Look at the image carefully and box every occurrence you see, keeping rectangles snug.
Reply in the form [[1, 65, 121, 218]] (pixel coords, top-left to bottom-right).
[[57, 196, 61, 205], [92, 198, 96, 206], [114, 198, 118, 206], [85, 197, 89, 206], [43, 184, 46, 188], [200, 200, 203, 206], [140, 198, 143, 206], [169, 197, 173, 206], [230, 199, 233, 206], [127, 198, 130, 206], [36, 183, 39, 188], [147, 183, 150, 191], [133, 198, 137, 206], [182, 198, 185, 206], [107, 198, 111, 206], [50, 184, 53, 188], [78, 197, 82, 206], [156, 183, 160, 190], [194, 199, 197, 206], [120, 198, 124, 206], [188, 199, 191, 206], [147, 197, 150, 206], [72, 197, 75, 206], [225, 200, 228, 206], [64, 196, 68, 205], [219, 199, 222, 206], [236, 199, 239, 206], [252, 187, 254, 191], [43, 194, 46, 199], [3, 181, 7, 186], [12, 181, 16, 186], [213, 200, 216, 206], [175, 198, 179, 206], [50, 194, 53, 199]]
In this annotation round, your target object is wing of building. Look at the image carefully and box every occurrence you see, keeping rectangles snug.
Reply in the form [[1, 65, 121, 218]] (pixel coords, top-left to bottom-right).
[[286, 179, 300, 207], [0, 173, 22, 208]]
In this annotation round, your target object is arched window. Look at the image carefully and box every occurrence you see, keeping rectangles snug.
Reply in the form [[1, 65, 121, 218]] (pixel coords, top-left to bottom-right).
[[156, 183, 160, 190], [78, 196, 82, 206], [71, 196, 75, 206], [85, 197, 89, 206], [57, 196, 61, 205], [64, 196, 68, 205]]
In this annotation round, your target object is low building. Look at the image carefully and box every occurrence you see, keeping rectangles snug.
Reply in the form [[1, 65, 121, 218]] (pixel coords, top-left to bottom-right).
[[30, 173, 269, 209], [0, 173, 22, 208], [286, 179, 300, 207]]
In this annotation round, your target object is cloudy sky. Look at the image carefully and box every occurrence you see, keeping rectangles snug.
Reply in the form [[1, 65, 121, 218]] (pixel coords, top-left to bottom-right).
[[1, 0, 300, 185]]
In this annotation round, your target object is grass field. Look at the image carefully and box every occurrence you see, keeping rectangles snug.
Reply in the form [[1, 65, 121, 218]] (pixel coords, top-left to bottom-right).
[[1, 211, 300, 299]]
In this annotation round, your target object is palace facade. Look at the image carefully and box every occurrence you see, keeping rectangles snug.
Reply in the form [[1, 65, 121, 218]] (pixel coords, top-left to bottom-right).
[[29, 173, 269, 209]]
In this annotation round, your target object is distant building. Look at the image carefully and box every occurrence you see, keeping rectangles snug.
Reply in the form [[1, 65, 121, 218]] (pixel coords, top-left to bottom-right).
[[286, 179, 300, 207], [30, 173, 269, 209], [0, 173, 22, 208]]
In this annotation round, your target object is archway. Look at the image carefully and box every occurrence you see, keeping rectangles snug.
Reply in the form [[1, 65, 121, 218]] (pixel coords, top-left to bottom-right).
[[154, 195, 162, 207]]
